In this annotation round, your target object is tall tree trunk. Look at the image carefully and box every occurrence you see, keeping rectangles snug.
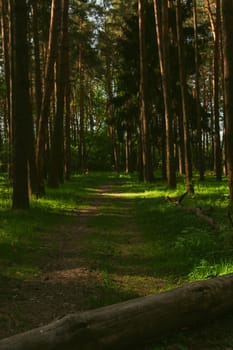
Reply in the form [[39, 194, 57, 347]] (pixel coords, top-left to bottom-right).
[[193, 0, 204, 180], [138, 0, 153, 183], [31, 0, 42, 126], [221, 0, 233, 202], [153, 0, 176, 188], [64, 55, 71, 180], [176, 0, 193, 192], [213, 0, 222, 180], [48, 0, 69, 187], [0, 0, 14, 177], [11, 0, 31, 209], [125, 129, 133, 173], [103, 0, 119, 172], [78, 41, 86, 173], [205, 0, 222, 180], [36, 0, 61, 195]]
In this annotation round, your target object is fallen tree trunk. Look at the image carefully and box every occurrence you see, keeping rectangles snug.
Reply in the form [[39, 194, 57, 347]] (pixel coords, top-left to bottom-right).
[[166, 195, 218, 229], [1, 274, 233, 350]]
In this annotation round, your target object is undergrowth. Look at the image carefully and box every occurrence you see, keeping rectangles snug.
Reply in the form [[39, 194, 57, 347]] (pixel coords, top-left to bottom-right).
[[0, 172, 233, 347]]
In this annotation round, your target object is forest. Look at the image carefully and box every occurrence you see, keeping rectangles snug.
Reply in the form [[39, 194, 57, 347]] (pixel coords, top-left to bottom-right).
[[0, 0, 232, 207], [1, 0, 233, 349]]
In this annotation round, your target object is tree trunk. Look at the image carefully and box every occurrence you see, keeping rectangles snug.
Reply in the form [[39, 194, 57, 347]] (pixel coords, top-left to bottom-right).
[[11, 0, 31, 209], [213, 0, 222, 180], [36, 0, 61, 195], [221, 0, 233, 202], [205, 0, 222, 180], [31, 0, 42, 126], [65, 57, 71, 180], [138, 0, 153, 183], [1, 274, 233, 350], [48, 0, 69, 187], [153, 0, 176, 188], [0, 0, 14, 177], [175, 0, 193, 192], [78, 41, 86, 173], [193, 0, 205, 180]]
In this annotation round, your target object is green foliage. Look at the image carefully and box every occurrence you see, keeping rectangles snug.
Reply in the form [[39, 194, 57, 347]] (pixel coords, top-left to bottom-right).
[[86, 132, 112, 170]]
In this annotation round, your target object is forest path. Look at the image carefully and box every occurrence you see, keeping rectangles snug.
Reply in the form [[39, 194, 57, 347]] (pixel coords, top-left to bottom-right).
[[0, 181, 139, 339], [1, 180, 233, 349]]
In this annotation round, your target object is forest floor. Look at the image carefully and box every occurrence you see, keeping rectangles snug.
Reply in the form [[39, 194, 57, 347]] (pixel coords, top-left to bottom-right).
[[1, 174, 233, 349]]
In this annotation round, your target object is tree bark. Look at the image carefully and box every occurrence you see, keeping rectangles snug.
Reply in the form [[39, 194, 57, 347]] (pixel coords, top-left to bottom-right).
[[193, 0, 205, 180], [138, 0, 153, 183], [205, 0, 222, 180], [11, 0, 31, 209], [153, 0, 176, 188], [31, 0, 42, 126], [48, 0, 69, 187], [175, 0, 193, 192], [1, 274, 233, 350], [0, 0, 14, 177], [36, 0, 61, 195], [221, 0, 233, 202]]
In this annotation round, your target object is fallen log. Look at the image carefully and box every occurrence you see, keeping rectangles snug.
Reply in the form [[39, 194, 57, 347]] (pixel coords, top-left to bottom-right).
[[1, 274, 233, 350], [166, 195, 218, 229]]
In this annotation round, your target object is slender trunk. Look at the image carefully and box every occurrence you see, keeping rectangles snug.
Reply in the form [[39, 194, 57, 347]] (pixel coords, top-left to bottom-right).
[[36, 0, 61, 195], [138, 0, 153, 182], [65, 84, 71, 179], [78, 42, 86, 173], [11, 0, 31, 209], [176, 0, 193, 192], [213, 0, 222, 180], [153, 0, 176, 188], [193, 0, 204, 180], [31, 0, 42, 127], [48, 0, 69, 187], [221, 0, 233, 202], [0, 0, 14, 177]]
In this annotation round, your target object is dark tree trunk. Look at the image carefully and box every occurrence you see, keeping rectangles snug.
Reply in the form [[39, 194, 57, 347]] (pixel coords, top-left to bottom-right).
[[65, 64, 71, 180], [138, 0, 153, 183], [11, 0, 31, 209], [31, 0, 42, 126], [193, 0, 205, 180], [154, 0, 176, 188], [213, 0, 222, 180], [36, 0, 61, 195], [0, 0, 14, 177], [221, 0, 233, 202], [176, 0, 193, 192], [78, 41, 86, 173], [48, 0, 69, 187]]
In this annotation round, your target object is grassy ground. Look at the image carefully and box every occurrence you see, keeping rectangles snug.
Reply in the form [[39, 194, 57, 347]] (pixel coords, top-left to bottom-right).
[[0, 172, 233, 347]]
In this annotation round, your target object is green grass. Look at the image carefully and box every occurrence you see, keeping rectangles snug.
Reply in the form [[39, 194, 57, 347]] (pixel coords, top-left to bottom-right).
[[1, 171, 232, 283], [0, 172, 115, 279], [1, 171, 233, 346]]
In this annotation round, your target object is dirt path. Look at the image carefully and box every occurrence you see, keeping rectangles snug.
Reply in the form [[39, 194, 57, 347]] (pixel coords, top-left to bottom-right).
[[0, 183, 140, 340], [1, 182, 233, 349], [0, 184, 122, 339]]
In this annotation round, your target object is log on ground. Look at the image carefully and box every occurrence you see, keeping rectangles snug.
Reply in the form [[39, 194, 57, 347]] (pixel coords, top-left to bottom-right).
[[1, 274, 233, 350]]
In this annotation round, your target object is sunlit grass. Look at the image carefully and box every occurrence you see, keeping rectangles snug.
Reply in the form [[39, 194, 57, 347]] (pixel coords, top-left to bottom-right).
[[0, 171, 232, 289], [1, 171, 233, 347]]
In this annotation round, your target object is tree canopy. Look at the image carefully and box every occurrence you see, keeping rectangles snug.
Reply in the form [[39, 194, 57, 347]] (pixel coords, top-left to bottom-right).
[[0, 0, 232, 208]]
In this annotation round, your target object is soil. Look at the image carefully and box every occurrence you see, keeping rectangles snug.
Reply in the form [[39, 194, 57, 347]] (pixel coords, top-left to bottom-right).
[[1, 184, 233, 349]]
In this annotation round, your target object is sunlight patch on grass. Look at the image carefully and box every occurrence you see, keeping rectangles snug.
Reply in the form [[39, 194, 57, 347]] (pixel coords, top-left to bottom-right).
[[188, 259, 233, 281], [102, 189, 164, 199]]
